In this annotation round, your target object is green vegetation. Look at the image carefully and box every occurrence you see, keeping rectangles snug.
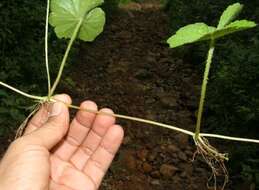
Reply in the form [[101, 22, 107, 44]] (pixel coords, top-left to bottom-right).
[[0, 0, 47, 135]]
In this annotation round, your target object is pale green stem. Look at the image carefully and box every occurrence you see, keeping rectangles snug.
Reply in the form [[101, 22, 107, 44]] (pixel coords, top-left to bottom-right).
[[200, 133, 259, 144], [0, 81, 46, 101], [50, 19, 83, 96], [45, 0, 51, 98], [51, 98, 259, 144], [68, 104, 194, 136], [195, 39, 215, 140]]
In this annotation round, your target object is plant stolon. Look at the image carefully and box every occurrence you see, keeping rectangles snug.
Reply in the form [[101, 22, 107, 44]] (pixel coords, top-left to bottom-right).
[[167, 2, 257, 189], [0, 1, 258, 189]]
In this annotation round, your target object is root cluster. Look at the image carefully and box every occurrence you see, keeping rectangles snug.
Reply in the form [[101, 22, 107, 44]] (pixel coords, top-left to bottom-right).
[[15, 103, 43, 138], [193, 136, 229, 190]]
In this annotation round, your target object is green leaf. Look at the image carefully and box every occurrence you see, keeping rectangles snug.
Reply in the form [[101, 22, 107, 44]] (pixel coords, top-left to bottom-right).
[[217, 3, 243, 29], [167, 23, 216, 48], [78, 8, 105, 41], [213, 20, 257, 39], [49, 0, 106, 42]]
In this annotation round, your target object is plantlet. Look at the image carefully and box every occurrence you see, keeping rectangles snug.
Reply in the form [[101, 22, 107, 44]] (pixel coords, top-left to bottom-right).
[[0, 1, 259, 189], [167, 2, 257, 188]]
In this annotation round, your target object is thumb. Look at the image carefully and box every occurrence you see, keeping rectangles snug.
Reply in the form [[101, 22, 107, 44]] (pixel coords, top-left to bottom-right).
[[25, 96, 70, 150]]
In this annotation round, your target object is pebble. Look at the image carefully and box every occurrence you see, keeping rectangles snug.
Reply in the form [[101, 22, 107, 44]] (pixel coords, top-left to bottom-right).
[[151, 179, 160, 185], [158, 94, 178, 108], [142, 162, 153, 173], [178, 152, 188, 161], [147, 152, 157, 162], [160, 164, 178, 178], [167, 144, 180, 153], [151, 170, 161, 178], [137, 149, 149, 161], [175, 133, 189, 149], [122, 136, 131, 145], [123, 151, 137, 171]]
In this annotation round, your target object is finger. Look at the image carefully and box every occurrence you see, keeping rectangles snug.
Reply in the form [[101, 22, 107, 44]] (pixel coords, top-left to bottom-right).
[[70, 108, 115, 170], [53, 101, 97, 161], [24, 95, 71, 149], [83, 125, 124, 188], [24, 94, 71, 135]]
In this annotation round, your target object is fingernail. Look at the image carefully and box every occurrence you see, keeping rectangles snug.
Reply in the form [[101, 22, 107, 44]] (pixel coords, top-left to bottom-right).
[[50, 102, 62, 117]]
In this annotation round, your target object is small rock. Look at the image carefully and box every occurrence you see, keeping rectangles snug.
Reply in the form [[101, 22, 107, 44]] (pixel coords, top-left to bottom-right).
[[123, 151, 137, 171], [147, 152, 157, 162], [178, 152, 188, 161], [151, 179, 160, 185], [167, 144, 180, 153], [137, 149, 149, 161], [191, 184, 199, 190], [123, 136, 131, 145], [136, 160, 143, 171], [151, 171, 161, 178], [172, 153, 178, 159], [146, 56, 157, 64], [159, 57, 173, 64], [176, 110, 192, 119], [142, 162, 153, 173], [145, 99, 156, 105], [175, 133, 189, 149], [182, 163, 193, 175], [160, 164, 178, 178], [180, 171, 187, 178], [159, 94, 178, 108], [107, 61, 129, 74]]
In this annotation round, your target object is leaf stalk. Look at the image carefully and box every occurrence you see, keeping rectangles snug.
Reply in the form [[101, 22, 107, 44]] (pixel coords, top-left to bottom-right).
[[50, 19, 83, 96], [45, 0, 51, 98]]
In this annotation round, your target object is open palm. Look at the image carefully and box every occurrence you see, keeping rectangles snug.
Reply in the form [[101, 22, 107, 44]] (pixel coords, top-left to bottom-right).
[[48, 99, 123, 190], [0, 95, 124, 190]]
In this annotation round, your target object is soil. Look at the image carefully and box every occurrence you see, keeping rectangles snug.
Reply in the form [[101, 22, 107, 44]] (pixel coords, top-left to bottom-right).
[[0, 1, 254, 190]]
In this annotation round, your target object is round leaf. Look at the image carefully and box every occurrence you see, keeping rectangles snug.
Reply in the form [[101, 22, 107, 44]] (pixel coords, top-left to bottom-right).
[[217, 3, 243, 29], [49, 0, 106, 42], [79, 8, 105, 41], [213, 20, 257, 39], [167, 23, 216, 48]]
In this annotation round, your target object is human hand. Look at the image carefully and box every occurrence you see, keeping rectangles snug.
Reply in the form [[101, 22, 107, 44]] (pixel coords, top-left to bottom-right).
[[0, 94, 124, 190]]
